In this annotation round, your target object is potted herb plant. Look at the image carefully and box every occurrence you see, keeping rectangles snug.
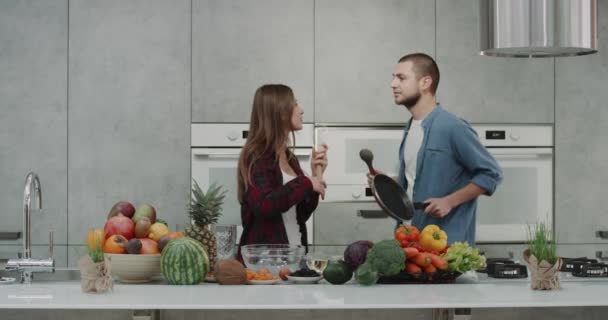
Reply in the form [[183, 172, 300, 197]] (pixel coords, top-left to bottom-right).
[[523, 222, 561, 290], [79, 229, 113, 293]]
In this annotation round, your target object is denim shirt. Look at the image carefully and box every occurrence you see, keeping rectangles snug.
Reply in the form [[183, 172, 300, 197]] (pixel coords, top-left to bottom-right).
[[398, 106, 503, 246]]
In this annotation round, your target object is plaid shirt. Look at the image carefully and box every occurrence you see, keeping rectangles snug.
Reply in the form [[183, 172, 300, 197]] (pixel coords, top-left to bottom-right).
[[238, 151, 319, 260]]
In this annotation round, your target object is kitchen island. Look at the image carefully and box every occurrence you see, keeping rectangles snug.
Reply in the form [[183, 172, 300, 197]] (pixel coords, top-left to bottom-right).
[[1, 279, 608, 320]]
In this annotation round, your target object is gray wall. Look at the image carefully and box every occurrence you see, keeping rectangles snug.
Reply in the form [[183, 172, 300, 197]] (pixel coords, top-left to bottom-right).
[[0, 0, 191, 267], [1, 0, 608, 269]]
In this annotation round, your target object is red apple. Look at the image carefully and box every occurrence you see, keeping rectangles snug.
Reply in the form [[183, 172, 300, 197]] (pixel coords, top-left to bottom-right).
[[140, 238, 160, 254], [107, 201, 136, 219], [104, 214, 135, 240]]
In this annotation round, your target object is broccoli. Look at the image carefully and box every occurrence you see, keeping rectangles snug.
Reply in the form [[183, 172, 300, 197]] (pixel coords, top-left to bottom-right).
[[364, 239, 405, 277], [355, 262, 379, 285]]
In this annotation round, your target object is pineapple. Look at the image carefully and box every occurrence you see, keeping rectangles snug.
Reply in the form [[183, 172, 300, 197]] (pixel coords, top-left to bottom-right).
[[185, 179, 226, 274]]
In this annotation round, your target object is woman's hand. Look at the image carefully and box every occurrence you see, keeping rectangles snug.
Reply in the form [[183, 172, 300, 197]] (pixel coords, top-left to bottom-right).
[[311, 144, 328, 176], [308, 175, 326, 199]]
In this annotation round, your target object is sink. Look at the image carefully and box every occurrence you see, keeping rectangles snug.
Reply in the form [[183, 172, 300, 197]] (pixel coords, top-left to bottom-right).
[[0, 268, 81, 282]]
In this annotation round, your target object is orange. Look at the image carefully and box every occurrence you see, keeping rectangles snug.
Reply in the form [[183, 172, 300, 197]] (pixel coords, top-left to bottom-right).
[[166, 232, 185, 239]]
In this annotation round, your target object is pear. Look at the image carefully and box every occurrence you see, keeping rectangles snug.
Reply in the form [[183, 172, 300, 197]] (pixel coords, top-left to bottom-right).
[[134, 216, 152, 239], [132, 204, 156, 224]]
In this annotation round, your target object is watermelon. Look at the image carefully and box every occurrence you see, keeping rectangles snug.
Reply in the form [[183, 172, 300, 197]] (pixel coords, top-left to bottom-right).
[[161, 237, 209, 285]]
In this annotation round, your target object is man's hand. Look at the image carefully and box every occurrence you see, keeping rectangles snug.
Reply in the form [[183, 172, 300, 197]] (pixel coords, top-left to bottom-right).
[[423, 197, 454, 218], [422, 183, 486, 218], [366, 169, 384, 187]]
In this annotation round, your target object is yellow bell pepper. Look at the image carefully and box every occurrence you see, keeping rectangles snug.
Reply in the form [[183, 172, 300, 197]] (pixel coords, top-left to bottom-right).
[[419, 224, 448, 252]]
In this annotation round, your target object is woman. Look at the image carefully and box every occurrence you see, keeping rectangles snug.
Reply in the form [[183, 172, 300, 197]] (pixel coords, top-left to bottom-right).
[[237, 84, 327, 257]]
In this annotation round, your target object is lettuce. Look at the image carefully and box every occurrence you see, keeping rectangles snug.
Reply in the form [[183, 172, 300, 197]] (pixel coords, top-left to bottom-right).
[[442, 242, 486, 273]]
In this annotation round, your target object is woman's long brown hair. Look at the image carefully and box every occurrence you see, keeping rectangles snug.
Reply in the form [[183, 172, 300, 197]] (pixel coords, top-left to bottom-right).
[[237, 84, 297, 204]]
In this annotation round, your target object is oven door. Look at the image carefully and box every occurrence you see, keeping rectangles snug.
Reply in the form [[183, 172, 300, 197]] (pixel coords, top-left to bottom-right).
[[476, 147, 553, 243], [191, 147, 315, 243]]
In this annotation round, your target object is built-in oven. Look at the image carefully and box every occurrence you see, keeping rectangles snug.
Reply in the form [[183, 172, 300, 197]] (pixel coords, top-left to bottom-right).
[[474, 125, 553, 243], [314, 124, 553, 245], [191, 124, 315, 242]]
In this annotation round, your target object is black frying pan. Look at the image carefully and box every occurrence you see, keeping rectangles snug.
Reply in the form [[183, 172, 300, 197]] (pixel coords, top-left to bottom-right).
[[359, 149, 428, 223]]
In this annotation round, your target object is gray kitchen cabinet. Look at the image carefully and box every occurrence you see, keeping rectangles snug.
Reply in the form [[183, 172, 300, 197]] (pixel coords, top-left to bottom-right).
[[68, 0, 191, 246], [0, 0, 68, 246], [192, 0, 314, 123], [315, 0, 434, 124], [554, 3, 608, 244], [436, 0, 554, 123], [314, 202, 396, 245]]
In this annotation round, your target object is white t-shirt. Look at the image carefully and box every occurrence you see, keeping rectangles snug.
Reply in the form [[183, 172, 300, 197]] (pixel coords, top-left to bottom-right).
[[403, 119, 424, 201], [281, 170, 302, 245]]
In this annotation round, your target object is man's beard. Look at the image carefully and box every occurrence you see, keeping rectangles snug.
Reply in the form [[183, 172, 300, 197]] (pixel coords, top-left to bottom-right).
[[401, 91, 421, 109]]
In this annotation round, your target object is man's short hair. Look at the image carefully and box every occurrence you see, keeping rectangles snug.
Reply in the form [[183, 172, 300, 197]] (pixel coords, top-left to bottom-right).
[[398, 53, 440, 95]]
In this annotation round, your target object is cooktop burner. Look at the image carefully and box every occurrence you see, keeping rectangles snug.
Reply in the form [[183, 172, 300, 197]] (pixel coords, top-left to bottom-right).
[[560, 257, 598, 273], [480, 258, 528, 279]]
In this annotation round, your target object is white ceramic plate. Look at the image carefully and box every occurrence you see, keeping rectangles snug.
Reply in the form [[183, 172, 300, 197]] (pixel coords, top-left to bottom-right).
[[248, 279, 282, 285], [0, 277, 16, 285], [287, 275, 323, 284]]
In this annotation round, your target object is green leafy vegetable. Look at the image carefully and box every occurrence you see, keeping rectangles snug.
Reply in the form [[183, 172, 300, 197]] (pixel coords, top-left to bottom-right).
[[442, 242, 486, 273], [527, 221, 557, 264], [88, 238, 104, 263]]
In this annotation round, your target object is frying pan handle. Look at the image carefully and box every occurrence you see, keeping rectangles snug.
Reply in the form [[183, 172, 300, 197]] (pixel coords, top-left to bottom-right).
[[359, 149, 378, 175], [413, 202, 429, 210], [364, 162, 378, 175]]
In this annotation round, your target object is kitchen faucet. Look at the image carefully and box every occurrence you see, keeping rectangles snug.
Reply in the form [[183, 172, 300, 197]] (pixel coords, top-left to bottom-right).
[[5, 172, 54, 283]]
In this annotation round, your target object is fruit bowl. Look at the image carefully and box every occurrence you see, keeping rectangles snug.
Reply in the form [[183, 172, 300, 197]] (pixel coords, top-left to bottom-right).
[[240, 244, 305, 277], [105, 253, 161, 283]]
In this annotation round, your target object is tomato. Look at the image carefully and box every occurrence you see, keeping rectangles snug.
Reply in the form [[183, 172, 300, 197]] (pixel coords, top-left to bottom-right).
[[278, 267, 291, 281]]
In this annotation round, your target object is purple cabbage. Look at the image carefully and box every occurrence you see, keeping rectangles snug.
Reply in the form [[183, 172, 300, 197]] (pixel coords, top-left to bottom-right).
[[344, 240, 374, 270]]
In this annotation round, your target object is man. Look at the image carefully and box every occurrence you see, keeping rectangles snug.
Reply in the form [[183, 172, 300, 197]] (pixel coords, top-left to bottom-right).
[[370, 53, 502, 245]]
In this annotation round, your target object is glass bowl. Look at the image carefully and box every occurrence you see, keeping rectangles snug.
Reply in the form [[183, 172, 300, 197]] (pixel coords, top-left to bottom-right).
[[240, 244, 305, 275]]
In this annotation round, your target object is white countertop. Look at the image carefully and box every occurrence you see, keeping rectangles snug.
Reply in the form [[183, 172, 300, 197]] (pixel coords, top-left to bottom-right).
[[1, 279, 608, 310]]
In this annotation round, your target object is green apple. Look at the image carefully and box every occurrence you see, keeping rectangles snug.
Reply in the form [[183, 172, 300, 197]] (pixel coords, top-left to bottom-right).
[[132, 204, 157, 225]]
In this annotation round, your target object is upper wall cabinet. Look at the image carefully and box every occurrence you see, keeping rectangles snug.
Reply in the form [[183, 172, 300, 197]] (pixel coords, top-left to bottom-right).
[[315, 0, 434, 124], [554, 3, 608, 244], [436, 0, 554, 123], [68, 0, 191, 245], [192, 0, 314, 123], [0, 0, 68, 246]]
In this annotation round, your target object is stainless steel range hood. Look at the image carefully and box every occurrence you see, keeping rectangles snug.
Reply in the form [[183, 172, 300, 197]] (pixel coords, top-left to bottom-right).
[[480, 0, 598, 58]]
